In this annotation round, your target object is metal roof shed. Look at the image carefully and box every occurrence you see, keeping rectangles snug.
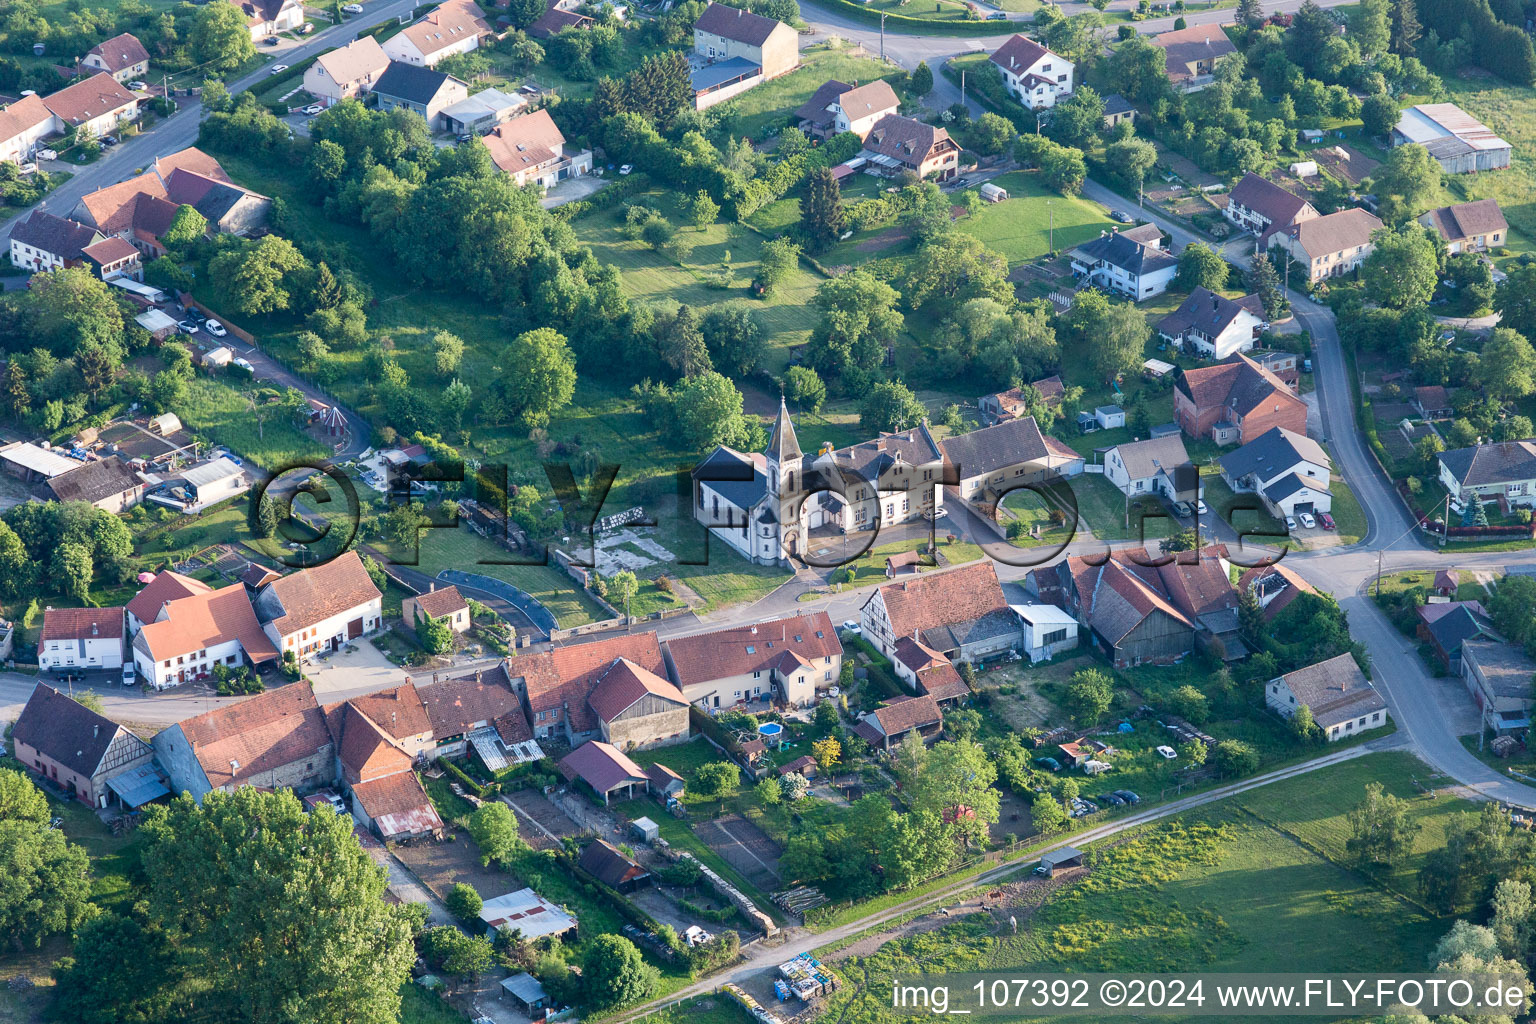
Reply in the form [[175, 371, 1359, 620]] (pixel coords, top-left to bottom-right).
[[630, 816, 659, 843], [500, 973, 550, 1012], [1038, 846, 1084, 876]]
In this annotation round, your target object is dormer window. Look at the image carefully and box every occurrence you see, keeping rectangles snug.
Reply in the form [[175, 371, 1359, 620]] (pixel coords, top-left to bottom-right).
[[746, 645, 755, 654]]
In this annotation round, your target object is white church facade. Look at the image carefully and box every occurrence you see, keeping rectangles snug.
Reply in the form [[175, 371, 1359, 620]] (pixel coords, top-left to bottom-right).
[[691, 399, 947, 567]]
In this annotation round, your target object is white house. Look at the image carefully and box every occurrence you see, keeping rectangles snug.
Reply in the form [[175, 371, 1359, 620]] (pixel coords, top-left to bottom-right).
[[8, 210, 103, 272], [302, 36, 389, 106], [1217, 426, 1332, 519], [794, 79, 899, 140], [253, 550, 384, 660], [1438, 440, 1536, 509], [1265, 654, 1387, 741], [988, 34, 1073, 110], [0, 94, 58, 164], [39, 607, 125, 673], [232, 0, 306, 41], [1156, 287, 1267, 360], [1010, 602, 1079, 664], [1068, 229, 1178, 301], [383, 0, 491, 68], [40, 72, 139, 140], [1102, 435, 1200, 501], [662, 611, 841, 710], [131, 583, 280, 690]]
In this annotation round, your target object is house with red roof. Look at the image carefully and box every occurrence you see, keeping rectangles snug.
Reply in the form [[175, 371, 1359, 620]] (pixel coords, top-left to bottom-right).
[[38, 606, 125, 673], [252, 550, 383, 662], [518, 632, 684, 747], [1045, 546, 1242, 667], [662, 611, 841, 710], [152, 682, 333, 802], [988, 34, 1073, 110], [853, 694, 943, 750], [321, 692, 443, 841], [859, 561, 1022, 664], [129, 575, 279, 690]]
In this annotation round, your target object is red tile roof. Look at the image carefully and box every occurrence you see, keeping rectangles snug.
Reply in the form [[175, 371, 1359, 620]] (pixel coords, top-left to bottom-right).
[[153, 146, 231, 184], [418, 664, 525, 740], [137, 584, 279, 664], [411, 585, 469, 620], [261, 550, 381, 638], [1176, 352, 1302, 418], [41, 72, 137, 127], [664, 612, 840, 689], [176, 682, 331, 790], [127, 569, 210, 624], [586, 658, 686, 724], [351, 771, 443, 834], [346, 682, 433, 741], [557, 740, 648, 794], [526, 633, 666, 736], [85, 33, 149, 73], [40, 606, 124, 643], [333, 701, 413, 782], [579, 839, 648, 887], [0, 94, 53, 145], [867, 562, 1008, 644], [989, 34, 1052, 74], [865, 694, 942, 738]]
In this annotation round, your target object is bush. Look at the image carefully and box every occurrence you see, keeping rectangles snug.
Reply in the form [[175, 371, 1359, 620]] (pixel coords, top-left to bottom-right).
[[446, 883, 482, 921]]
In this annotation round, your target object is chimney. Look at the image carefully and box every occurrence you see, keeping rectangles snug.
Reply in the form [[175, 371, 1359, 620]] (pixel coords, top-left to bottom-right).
[[93, 724, 99, 738], [230, 759, 240, 774], [429, 582, 436, 592]]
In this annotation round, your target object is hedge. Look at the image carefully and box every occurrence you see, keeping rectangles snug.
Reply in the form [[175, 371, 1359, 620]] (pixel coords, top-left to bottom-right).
[[437, 756, 494, 798], [843, 634, 904, 699], [563, 852, 685, 961], [552, 170, 654, 221]]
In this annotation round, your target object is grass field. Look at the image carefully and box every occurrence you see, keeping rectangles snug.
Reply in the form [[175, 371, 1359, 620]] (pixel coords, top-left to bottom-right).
[[957, 170, 1120, 263], [414, 527, 608, 628], [1000, 486, 1074, 547], [569, 189, 825, 375], [818, 752, 1463, 1023], [1066, 473, 1179, 542], [1428, 74, 1536, 269], [177, 376, 330, 471], [398, 984, 470, 1024], [729, 46, 906, 140]]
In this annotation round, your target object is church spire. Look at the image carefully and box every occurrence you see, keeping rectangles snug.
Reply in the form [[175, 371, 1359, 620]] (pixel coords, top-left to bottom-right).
[[766, 395, 802, 463]]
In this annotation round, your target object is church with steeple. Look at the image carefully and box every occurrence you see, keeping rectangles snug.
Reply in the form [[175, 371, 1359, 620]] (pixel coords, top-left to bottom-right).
[[691, 398, 947, 567]]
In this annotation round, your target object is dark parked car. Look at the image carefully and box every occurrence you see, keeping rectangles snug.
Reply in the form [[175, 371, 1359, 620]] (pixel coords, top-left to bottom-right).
[[1113, 790, 1141, 805]]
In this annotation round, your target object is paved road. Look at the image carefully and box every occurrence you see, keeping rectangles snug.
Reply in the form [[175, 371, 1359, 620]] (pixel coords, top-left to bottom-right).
[[11, 0, 421, 241], [615, 737, 1393, 1021]]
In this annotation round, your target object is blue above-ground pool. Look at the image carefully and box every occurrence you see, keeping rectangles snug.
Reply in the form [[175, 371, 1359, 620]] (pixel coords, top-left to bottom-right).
[[758, 722, 784, 737]]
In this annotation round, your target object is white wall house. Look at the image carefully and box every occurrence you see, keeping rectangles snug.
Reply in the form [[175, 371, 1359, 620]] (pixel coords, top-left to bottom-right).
[[1438, 440, 1536, 510], [253, 550, 384, 661], [1265, 654, 1387, 742], [39, 608, 125, 673], [1216, 427, 1332, 519], [1068, 231, 1178, 301], [988, 35, 1073, 110], [1156, 288, 1267, 361], [0, 94, 58, 165], [1103, 435, 1199, 500]]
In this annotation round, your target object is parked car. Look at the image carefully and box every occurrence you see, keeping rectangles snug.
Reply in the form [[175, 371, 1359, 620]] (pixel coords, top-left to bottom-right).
[[1034, 756, 1062, 772], [205, 319, 227, 337], [1302, 358, 1313, 373], [1113, 790, 1141, 805], [1195, 498, 1208, 515], [261, 36, 279, 46], [122, 662, 136, 686], [1101, 792, 1125, 806], [841, 620, 861, 634], [922, 507, 949, 520], [177, 320, 198, 334], [1156, 745, 1177, 759], [342, 3, 364, 12], [302, 103, 323, 116], [1173, 500, 1195, 518], [1285, 515, 1297, 532], [987, 10, 1007, 17], [1319, 511, 1336, 530], [129, 80, 148, 90], [619, 164, 634, 175], [300, 22, 315, 33], [1298, 511, 1317, 529], [1111, 209, 1133, 223], [456, 133, 473, 143], [100, 135, 118, 147], [269, 64, 288, 74], [233, 357, 254, 373], [187, 308, 207, 323]]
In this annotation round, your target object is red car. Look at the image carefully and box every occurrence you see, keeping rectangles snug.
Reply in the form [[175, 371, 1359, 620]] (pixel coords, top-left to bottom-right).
[[1318, 511, 1336, 530]]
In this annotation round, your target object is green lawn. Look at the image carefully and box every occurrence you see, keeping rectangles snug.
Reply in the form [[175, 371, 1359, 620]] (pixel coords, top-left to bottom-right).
[[569, 189, 825, 375], [729, 46, 906, 140], [834, 535, 987, 585], [398, 983, 470, 1024], [818, 751, 1463, 1023], [176, 376, 330, 471], [957, 170, 1119, 263], [414, 527, 607, 629], [1066, 472, 1179, 542], [850, 0, 998, 23], [1000, 487, 1074, 547]]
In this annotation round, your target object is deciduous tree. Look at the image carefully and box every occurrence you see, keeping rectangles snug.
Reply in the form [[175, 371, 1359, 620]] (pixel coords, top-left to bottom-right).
[[859, 379, 926, 433]]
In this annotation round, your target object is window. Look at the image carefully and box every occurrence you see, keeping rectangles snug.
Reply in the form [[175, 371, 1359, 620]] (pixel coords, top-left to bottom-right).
[[1042, 628, 1068, 645], [753, 670, 761, 678]]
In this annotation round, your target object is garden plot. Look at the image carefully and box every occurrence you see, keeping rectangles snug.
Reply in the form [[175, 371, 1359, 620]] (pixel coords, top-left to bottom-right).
[[503, 788, 585, 848], [693, 814, 783, 890]]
